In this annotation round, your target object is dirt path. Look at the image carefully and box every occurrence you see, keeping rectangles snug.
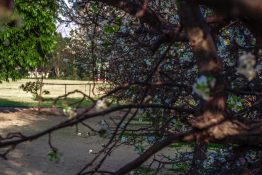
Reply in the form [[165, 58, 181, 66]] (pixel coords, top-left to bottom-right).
[[0, 108, 138, 175]]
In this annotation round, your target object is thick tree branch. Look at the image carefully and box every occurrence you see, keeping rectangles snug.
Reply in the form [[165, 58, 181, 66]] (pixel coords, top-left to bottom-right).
[[80, 0, 188, 43], [178, 0, 226, 131], [84, 0, 166, 30], [113, 133, 187, 175], [197, 0, 262, 19]]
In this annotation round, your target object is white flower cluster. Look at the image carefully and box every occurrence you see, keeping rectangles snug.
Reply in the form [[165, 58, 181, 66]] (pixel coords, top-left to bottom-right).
[[88, 149, 93, 154], [120, 136, 128, 143], [193, 75, 216, 100], [63, 106, 77, 119], [237, 53, 261, 81], [95, 99, 108, 110]]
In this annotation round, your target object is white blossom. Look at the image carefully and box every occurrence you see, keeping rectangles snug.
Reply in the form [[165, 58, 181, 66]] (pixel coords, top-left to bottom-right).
[[237, 52, 261, 81], [63, 106, 77, 119], [95, 99, 107, 110], [193, 75, 216, 100]]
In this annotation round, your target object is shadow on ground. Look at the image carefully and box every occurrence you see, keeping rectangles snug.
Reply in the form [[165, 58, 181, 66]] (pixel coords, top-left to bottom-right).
[[0, 108, 138, 175], [0, 98, 93, 109]]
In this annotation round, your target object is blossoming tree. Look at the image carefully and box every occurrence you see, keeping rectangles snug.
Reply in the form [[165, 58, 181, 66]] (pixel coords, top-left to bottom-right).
[[2, 0, 262, 175]]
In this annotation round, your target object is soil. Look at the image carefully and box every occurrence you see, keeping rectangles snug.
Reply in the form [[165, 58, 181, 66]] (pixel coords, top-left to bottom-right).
[[0, 108, 138, 175]]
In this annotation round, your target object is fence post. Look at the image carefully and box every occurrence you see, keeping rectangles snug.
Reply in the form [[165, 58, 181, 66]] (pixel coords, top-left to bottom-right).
[[89, 84, 91, 96], [65, 84, 67, 99], [38, 76, 44, 112]]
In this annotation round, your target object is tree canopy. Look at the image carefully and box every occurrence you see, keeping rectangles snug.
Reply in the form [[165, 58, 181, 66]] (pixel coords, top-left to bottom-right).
[[0, 0, 57, 81]]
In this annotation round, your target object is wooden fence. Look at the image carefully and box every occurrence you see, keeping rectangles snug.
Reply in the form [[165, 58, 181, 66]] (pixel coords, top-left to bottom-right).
[[43, 82, 106, 97]]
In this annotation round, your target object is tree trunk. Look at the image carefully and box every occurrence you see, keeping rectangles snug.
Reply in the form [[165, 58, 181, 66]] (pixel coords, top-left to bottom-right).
[[177, 1, 226, 174]]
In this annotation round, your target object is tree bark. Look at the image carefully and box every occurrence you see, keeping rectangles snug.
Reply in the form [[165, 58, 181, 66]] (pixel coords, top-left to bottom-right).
[[177, 1, 226, 174]]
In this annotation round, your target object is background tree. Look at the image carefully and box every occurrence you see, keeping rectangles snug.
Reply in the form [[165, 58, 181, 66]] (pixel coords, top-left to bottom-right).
[[48, 33, 70, 78], [0, 0, 57, 81]]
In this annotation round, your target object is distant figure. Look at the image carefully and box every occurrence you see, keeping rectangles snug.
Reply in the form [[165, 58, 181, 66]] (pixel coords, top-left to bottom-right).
[[98, 119, 111, 136]]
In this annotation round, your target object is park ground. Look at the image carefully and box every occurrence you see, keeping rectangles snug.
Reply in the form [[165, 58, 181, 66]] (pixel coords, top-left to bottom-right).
[[0, 79, 131, 175], [0, 80, 177, 175], [0, 108, 179, 175], [0, 108, 135, 175]]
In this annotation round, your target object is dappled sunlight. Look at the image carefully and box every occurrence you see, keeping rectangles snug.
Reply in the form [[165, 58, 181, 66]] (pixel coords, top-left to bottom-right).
[[0, 109, 141, 175], [208, 120, 244, 139], [1, 147, 57, 175], [0, 109, 37, 131], [3, 169, 43, 175], [0, 108, 60, 136]]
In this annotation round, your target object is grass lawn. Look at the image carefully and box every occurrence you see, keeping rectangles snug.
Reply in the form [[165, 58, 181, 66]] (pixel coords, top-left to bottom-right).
[[0, 79, 105, 107]]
